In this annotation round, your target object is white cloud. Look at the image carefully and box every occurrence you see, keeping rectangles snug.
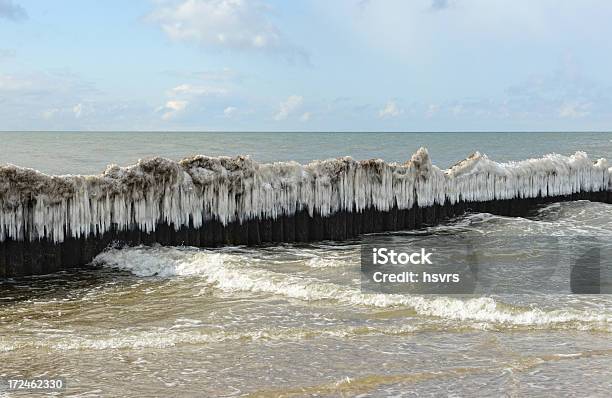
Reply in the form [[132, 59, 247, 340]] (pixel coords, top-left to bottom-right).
[[274, 95, 303, 121], [150, 0, 281, 51], [0, 0, 27, 21], [169, 84, 228, 97], [426, 104, 439, 118], [300, 112, 311, 122], [167, 68, 239, 82], [160, 100, 188, 120], [149, 0, 308, 63], [223, 106, 237, 117], [73, 103, 83, 118], [71, 103, 96, 119], [41, 108, 59, 120], [558, 101, 590, 118], [158, 82, 228, 121], [378, 101, 402, 118]]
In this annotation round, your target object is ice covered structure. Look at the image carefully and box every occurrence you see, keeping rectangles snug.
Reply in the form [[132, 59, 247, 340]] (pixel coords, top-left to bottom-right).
[[0, 148, 611, 244]]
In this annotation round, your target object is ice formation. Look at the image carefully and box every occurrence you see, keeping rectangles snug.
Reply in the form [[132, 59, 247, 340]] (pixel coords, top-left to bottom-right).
[[0, 148, 610, 243]]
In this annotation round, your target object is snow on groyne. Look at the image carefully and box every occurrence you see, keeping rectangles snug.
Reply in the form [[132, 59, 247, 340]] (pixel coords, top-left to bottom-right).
[[1, 148, 611, 277]]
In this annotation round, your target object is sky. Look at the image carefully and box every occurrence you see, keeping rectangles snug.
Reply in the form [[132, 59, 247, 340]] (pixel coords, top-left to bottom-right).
[[1, 0, 612, 131]]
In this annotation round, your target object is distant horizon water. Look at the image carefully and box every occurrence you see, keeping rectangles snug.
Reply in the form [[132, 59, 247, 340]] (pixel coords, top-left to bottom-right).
[[2, 131, 612, 175]]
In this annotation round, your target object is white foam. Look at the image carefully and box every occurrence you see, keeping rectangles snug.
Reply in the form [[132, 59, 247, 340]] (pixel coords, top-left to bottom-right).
[[1, 149, 609, 243], [94, 247, 612, 331]]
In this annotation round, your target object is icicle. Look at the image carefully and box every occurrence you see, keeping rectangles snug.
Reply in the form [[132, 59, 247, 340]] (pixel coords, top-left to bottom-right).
[[0, 150, 609, 243]]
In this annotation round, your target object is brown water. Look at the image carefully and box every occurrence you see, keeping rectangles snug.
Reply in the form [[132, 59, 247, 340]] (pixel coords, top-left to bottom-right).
[[1, 202, 611, 397]]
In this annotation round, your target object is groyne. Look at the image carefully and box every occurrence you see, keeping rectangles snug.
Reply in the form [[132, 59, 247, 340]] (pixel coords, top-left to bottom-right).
[[1, 148, 611, 277]]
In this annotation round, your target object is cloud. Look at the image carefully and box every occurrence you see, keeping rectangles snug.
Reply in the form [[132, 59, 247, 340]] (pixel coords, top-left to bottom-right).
[[160, 100, 188, 120], [73, 103, 83, 118], [0, 71, 99, 97], [300, 112, 311, 122], [41, 108, 60, 120], [425, 104, 439, 118], [158, 81, 229, 120], [223, 106, 237, 117], [274, 95, 303, 121], [164, 67, 240, 82], [378, 101, 402, 118], [0, 0, 26, 21], [168, 84, 228, 97], [0, 71, 104, 127], [558, 101, 590, 118], [149, 0, 308, 62], [0, 70, 163, 130], [71, 103, 96, 119], [502, 63, 611, 121], [451, 104, 463, 115], [149, 0, 279, 50]]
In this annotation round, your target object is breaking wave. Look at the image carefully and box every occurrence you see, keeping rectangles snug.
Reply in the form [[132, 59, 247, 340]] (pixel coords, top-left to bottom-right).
[[94, 246, 612, 332]]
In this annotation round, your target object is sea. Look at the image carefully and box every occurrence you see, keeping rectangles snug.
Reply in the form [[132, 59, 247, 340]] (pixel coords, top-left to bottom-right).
[[1, 132, 611, 397]]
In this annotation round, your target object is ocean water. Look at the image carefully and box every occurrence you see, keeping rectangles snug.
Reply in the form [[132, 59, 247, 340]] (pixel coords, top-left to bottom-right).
[[1, 132, 612, 397], [2, 131, 612, 174]]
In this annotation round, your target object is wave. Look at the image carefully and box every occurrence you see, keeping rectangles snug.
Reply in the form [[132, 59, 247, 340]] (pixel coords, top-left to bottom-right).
[[1, 148, 610, 243], [445, 200, 612, 236], [1, 321, 435, 352], [93, 246, 612, 331]]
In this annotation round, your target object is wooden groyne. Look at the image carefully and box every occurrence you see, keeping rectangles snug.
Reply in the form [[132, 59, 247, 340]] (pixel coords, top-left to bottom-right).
[[1, 148, 611, 278]]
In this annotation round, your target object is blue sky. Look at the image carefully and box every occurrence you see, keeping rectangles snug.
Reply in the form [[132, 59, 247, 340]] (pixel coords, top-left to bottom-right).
[[1, 0, 612, 131]]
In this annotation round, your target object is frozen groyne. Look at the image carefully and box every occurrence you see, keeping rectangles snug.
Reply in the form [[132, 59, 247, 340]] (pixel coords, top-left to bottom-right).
[[1, 148, 611, 277]]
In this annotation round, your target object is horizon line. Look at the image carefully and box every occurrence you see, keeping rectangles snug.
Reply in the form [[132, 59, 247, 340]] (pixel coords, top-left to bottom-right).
[[1, 130, 612, 134]]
